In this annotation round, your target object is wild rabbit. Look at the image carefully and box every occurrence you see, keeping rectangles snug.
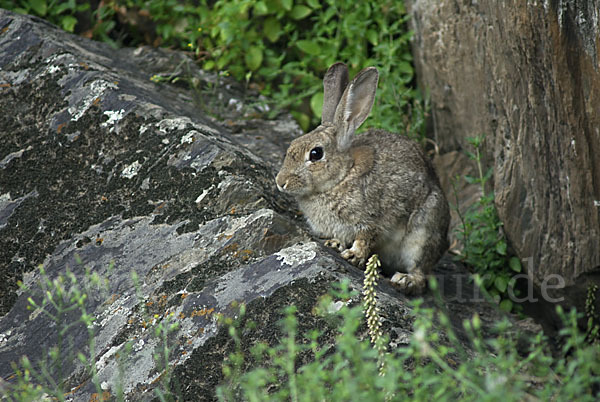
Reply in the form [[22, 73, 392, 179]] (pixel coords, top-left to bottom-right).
[[275, 63, 450, 295]]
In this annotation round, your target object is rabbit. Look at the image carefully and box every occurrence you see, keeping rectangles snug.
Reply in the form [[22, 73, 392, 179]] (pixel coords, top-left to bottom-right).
[[275, 62, 450, 295]]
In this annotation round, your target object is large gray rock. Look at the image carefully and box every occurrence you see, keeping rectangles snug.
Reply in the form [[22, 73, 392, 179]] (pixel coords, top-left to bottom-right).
[[0, 10, 534, 401], [409, 1, 600, 308]]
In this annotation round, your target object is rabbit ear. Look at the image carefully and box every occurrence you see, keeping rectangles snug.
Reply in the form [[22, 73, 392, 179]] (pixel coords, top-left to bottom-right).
[[321, 62, 349, 124], [333, 67, 379, 151]]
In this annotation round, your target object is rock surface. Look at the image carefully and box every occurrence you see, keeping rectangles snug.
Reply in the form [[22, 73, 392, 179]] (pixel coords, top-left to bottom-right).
[[409, 0, 600, 309], [0, 10, 532, 401]]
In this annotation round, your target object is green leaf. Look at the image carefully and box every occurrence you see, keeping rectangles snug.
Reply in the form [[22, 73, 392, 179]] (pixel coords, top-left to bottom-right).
[[482, 274, 494, 288], [76, 3, 90, 12], [464, 175, 478, 184], [29, 0, 47, 16], [464, 151, 477, 161], [467, 136, 482, 147], [161, 24, 174, 40], [495, 241, 507, 256], [483, 167, 493, 181], [218, 22, 234, 43], [296, 40, 320, 55], [494, 276, 508, 293], [60, 16, 77, 32], [254, 1, 269, 15], [217, 55, 229, 70], [280, 0, 293, 11], [306, 0, 321, 8], [264, 17, 281, 42], [397, 61, 413, 75], [489, 290, 501, 303], [310, 92, 323, 119], [366, 29, 378, 46], [290, 5, 312, 20], [203, 60, 215, 70], [291, 111, 310, 132], [499, 299, 513, 312], [53, 2, 72, 15], [509, 257, 522, 272], [245, 46, 263, 71]]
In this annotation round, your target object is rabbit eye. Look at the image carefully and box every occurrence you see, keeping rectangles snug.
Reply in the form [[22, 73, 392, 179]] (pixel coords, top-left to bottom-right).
[[309, 147, 324, 162]]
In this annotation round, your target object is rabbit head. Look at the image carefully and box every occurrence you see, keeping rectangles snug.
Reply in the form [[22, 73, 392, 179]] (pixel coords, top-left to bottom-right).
[[276, 63, 379, 197]]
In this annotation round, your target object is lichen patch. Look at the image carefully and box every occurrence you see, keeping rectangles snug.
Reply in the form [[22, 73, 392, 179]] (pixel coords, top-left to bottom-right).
[[275, 242, 318, 266], [101, 109, 126, 132], [121, 160, 142, 179], [69, 79, 118, 122]]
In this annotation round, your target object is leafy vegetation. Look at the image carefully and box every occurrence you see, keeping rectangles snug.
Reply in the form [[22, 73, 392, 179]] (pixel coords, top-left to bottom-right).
[[452, 134, 523, 313], [180, 0, 421, 134], [6, 264, 104, 401], [2, 261, 599, 401], [217, 278, 600, 401], [0, 0, 89, 32], [1, 0, 424, 135], [4, 264, 180, 401]]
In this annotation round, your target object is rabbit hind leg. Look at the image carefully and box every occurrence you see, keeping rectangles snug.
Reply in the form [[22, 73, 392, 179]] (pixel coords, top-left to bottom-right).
[[390, 226, 429, 295], [391, 189, 449, 295]]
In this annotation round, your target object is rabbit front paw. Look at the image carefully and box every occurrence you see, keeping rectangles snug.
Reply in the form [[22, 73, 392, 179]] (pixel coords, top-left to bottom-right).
[[390, 271, 426, 295], [340, 248, 366, 267], [339, 239, 369, 268], [325, 238, 345, 252]]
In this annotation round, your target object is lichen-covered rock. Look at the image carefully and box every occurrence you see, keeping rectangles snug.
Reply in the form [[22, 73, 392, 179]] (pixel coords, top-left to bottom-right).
[[0, 10, 533, 400], [408, 0, 600, 310]]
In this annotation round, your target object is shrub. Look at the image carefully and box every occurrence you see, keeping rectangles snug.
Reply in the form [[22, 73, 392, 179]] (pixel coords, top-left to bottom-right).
[[217, 278, 600, 401], [1, 0, 424, 136], [0, 0, 89, 32], [2, 265, 179, 401], [452, 134, 523, 312], [3, 267, 600, 401], [182, 0, 421, 134]]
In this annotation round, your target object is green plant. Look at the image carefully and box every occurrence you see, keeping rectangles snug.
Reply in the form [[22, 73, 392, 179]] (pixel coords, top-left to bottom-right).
[[1, 0, 90, 32], [217, 278, 600, 401], [187, 0, 421, 134], [5, 264, 105, 401], [4, 265, 600, 401], [121, 0, 422, 134], [151, 312, 181, 402], [1, 263, 181, 401], [217, 281, 391, 401], [585, 284, 599, 343], [3, 0, 424, 137], [453, 134, 522, 312], [363, 254, 386, 375]]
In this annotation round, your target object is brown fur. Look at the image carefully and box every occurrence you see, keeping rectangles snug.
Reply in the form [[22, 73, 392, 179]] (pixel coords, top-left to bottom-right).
[[276, 64, 450, 295]]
